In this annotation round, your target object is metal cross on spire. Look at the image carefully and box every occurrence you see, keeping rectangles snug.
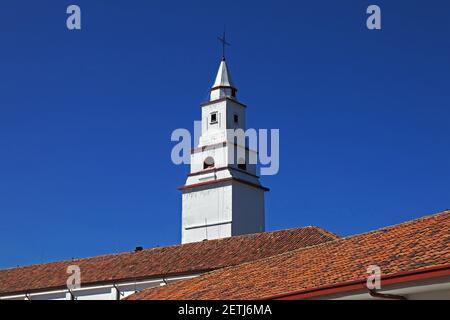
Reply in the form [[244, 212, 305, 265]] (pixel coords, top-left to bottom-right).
[[217, 31, 230, 60]]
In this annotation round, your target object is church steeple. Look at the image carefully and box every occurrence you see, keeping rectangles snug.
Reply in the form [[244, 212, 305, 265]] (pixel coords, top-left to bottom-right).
[[210, 58, 237, 101], [179, 38, 268, 244]]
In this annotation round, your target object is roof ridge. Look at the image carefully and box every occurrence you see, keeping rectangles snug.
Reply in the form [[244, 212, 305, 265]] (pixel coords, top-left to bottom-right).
[[339, 208, 449, 240], [233, 209, 450, 272], [285, 209, 450, 258], [304, 225, 340, 240], [5, 210, 447, 273], [0, 249, 134, 272], [0, 225, 326, 272]]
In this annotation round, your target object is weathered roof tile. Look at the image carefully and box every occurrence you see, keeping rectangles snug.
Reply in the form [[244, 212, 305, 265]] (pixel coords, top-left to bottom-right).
[[127, 210, 450, 300], [0, 226, 337, 296]]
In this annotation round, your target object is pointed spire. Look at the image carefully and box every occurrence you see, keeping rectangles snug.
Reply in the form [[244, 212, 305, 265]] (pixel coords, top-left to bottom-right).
[[210, 59, 237, 101], [212, 58, 235, 88]]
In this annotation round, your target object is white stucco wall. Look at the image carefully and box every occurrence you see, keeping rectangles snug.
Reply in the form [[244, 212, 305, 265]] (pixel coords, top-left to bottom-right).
[[0, 274, 199, 300], [309, 276, 450, 300], [181, 179, 265, 244], [232, 181, 265, 236], [182, 183, 233, 243]]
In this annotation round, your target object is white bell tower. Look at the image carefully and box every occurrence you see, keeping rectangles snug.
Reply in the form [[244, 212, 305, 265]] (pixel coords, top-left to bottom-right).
[[179, 57, 269, 244]]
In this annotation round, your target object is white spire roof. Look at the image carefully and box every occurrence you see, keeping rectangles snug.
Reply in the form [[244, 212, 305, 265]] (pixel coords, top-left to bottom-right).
[[212, 59, 235, 89]]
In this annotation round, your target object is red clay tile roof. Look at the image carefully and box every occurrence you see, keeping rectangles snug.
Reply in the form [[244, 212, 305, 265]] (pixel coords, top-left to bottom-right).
[[0, 226, 338, 296], [127, 210, 450, 300]]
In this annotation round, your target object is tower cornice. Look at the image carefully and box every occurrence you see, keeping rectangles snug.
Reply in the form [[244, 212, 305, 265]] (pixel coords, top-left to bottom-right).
[[200, 97, 246, 108], [178, 177, 270, 192], [187, 165, 260, 179], [190, 141, 257, 155], [210, 85, 238, 92]]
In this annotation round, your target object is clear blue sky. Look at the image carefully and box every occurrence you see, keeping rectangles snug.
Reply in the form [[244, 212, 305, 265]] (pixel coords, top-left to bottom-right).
[[0, 1, 449, 268]]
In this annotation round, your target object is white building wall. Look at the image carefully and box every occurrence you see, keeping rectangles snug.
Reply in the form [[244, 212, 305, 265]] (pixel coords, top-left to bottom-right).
[[190, 145, 228, 173], [408, 289, 450, 300], [181, 180, 266, 244], [199, 100, 246, 148], [182, 183, 233, 244], [190, 144, 257, 177], [232, 181, 265, 236], [0, 274, 200, 300], [310, 276, 450, 300], [199, 101, 228, 147]]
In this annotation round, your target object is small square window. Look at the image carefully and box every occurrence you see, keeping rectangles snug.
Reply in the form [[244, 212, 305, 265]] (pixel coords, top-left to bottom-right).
[[234, 114, 239, 123], [210, 112, 218, 124]]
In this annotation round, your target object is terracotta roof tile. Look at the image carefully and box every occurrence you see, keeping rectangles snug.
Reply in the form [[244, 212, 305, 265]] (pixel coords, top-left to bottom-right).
[[127, 210, 450, 300], [0, 226, 337, 296]]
